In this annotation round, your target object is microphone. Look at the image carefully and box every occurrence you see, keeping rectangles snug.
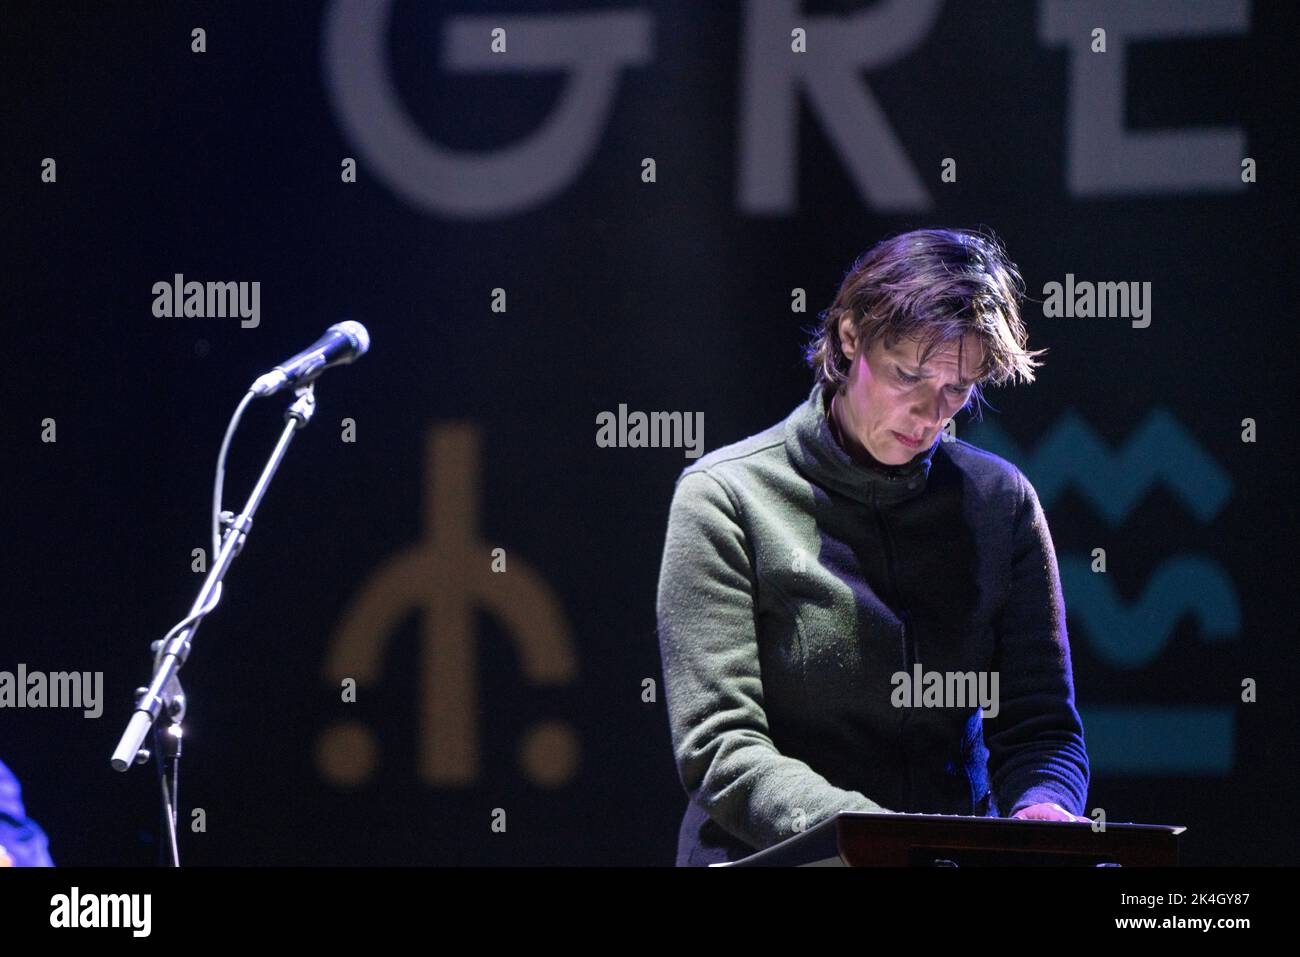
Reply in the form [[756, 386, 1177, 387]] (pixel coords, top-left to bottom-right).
[[249, 321, 370, 396]]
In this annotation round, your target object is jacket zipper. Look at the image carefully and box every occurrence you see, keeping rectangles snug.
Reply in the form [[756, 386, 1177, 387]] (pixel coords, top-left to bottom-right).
[[869, 483, 915, 673], [871, 481, 916, 808]]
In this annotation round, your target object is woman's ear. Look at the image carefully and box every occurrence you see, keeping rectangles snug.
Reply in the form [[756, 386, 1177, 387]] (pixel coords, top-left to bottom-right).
[[837, 312, 859, 361]]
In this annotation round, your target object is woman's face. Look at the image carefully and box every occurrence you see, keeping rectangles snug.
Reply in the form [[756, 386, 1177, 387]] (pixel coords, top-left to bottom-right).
[[833, 318, 982, 467]]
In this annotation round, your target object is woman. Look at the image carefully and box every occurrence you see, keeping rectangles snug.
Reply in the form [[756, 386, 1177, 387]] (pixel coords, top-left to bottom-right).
[[656, 228, 1090, 866]]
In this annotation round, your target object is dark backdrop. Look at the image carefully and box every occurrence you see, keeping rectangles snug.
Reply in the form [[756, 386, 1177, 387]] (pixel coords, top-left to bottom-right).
[[2, 0, 1296, 865]]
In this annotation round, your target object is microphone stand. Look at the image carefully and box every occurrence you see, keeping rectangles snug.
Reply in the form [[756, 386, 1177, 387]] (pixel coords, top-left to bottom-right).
[[111, 384, 318, 866]]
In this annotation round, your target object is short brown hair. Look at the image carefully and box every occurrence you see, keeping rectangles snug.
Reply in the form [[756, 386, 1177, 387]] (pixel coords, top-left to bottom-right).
[[803, 227, 1045, 420]]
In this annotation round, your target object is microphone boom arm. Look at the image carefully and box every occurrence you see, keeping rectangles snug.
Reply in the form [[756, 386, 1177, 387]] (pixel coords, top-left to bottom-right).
[[111, 384, 318, 863]]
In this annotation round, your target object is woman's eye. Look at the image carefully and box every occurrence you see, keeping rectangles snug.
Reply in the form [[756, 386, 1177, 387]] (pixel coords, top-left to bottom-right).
[[897, 368, 969, 392]]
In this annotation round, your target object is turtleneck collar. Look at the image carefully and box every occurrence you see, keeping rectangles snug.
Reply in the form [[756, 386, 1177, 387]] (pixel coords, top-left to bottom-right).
[[783, 381, 939, 505]]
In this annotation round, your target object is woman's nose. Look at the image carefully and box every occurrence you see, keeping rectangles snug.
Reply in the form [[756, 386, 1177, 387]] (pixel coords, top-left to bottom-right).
[[914, 392, 945, 427]]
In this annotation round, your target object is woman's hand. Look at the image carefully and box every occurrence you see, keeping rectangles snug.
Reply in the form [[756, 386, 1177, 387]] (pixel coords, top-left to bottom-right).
[[1011, 802, 1090, 823]]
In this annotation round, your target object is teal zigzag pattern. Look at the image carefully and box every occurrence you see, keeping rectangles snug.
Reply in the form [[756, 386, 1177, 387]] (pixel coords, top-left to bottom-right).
[[963, 408, 1232, 524]]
